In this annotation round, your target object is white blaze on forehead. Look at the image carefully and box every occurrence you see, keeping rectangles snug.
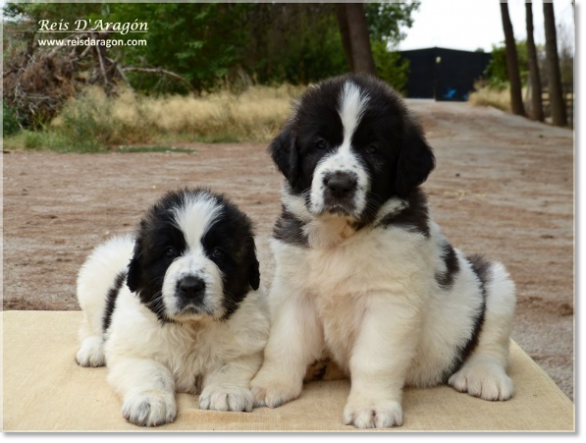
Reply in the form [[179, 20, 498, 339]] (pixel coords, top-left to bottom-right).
[[307, 81, 371, 217], [338, 81, 369, 150], [172, 194, 223, 251]]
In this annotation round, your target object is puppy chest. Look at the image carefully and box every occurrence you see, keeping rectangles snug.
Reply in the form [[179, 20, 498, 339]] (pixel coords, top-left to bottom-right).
[[301, 238, 424, 296]]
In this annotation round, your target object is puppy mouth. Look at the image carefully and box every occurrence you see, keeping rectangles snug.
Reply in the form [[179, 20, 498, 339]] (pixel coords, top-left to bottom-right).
[[172, 299, 215, 319], [322, 203, 354, 216], [320, 194, 358, 217]]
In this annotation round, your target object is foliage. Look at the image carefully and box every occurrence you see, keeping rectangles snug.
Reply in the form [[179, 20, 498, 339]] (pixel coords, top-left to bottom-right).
[[485, 41, 529, 89], [4, 2, 418, 94], [371, 41, 409, 93], [242, 4, 348, 85], [364, 1, 417, 94], [104, 3, 253, 92], [365, 1, 420, 43], [3, 101, 21, 136]]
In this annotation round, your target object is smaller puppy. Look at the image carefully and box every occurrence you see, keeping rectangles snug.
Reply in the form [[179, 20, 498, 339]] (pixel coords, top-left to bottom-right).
[[75, 188, 268, 427]]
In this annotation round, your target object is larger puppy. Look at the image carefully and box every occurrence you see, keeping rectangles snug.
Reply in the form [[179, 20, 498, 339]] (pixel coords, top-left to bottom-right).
[[76, 188, 268, 426], [251, 74, 516, 429]]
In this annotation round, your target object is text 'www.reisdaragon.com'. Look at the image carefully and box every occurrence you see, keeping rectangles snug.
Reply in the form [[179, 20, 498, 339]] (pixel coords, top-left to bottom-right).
[[37, 38, 147, 48]]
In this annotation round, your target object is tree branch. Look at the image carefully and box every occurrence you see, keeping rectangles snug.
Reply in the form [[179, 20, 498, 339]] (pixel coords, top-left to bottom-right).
[[122, 67, 196, 95]]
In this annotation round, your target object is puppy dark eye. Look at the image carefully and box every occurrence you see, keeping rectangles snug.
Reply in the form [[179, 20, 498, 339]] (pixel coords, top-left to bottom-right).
[[366, 144, 379, 154], [212, 248, 224, 259], [164, 247, 176, 258], [315, 139, 327, 150]]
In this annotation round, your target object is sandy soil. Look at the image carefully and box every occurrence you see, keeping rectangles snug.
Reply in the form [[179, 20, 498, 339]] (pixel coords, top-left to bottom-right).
[[2, 100, 574, 400]]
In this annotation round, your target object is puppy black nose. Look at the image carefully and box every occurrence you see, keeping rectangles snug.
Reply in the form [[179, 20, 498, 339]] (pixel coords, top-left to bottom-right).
[[177, 276, 206, 299], [324, 172, 357, 198]]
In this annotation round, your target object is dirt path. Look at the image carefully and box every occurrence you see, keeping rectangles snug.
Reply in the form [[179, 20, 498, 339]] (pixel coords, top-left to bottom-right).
[[2, 101, 574, 399]]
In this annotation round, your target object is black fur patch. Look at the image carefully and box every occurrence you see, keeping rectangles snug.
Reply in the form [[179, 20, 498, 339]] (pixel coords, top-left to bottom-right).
[[435, 242, 460, 289], [273, 206, 309, 247], [102, 271, 126, 333], [377, 188, 430, 238], [201, 197, 260, 319], [447, 254, 493, 378]]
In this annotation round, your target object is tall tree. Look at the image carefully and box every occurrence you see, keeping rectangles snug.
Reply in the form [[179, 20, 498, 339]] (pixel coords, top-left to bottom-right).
[[543, 1, 567, 126], [525, 1, 544, 121], [335, 4, 354, 72], [500, 0, 525, 116], [336, 3, 376, 75]]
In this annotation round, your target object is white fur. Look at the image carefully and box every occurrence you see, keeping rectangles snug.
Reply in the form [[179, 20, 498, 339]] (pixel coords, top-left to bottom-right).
[[77, 227, 269, 427], [252, 201, 516, 428], [160, 194, 226, 319]]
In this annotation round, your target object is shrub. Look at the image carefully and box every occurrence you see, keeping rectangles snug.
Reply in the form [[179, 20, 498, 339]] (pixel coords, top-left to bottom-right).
[[3, 101, 21, 136]]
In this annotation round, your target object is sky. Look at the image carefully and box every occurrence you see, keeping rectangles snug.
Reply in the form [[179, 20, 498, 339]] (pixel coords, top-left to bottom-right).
[[398, 0, 575, 53]]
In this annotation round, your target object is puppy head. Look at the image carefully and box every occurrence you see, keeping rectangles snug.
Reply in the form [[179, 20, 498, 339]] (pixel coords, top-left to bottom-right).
[[126, 188, 259, 322], [269, 74, 435, 223]]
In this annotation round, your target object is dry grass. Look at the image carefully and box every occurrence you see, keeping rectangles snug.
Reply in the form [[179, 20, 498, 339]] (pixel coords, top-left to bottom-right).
[[8, 84, 305, 152], [51, 85, 303, 151], [468, 82, 529, 114], [468, 86, 512, 112]]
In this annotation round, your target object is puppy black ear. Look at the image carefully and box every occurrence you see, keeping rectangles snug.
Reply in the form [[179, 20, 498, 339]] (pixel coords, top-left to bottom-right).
[[247, 241, 260, 291], [269, 124, 299, 188], [126, 241, 143, 293], [395, 120, 436, 198]]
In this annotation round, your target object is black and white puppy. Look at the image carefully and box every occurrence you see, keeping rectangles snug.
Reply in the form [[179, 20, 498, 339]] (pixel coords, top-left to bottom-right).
[[251, 74, 516, 429], [76, 188, 268, 427]]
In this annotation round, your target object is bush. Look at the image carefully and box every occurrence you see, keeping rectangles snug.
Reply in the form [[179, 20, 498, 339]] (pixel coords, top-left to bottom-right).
[[3, 101, 21, 136], [371, 41, 410, 94]]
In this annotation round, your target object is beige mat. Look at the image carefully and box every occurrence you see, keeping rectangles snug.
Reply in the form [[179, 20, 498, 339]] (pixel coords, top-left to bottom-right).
[[2, 311, 574, 432]]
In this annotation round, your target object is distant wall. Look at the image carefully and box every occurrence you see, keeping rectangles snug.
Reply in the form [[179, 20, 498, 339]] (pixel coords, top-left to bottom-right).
[[398, 47, 492, 101]]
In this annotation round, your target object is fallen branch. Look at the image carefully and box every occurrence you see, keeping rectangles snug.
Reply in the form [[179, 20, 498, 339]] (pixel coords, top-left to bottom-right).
[[122, 66, 196, 95]]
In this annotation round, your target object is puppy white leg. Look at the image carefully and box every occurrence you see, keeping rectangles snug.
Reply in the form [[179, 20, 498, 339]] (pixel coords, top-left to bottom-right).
[[107, 357, 176, 427], [449, 262, 516, 401], [343, 293, 419, 429], [75, 313, 105, 367], [251, 280, 323, 408], [199, 352, 263, 413]]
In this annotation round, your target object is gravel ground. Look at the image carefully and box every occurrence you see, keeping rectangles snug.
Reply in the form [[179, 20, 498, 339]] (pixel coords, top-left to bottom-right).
[[2, 100, 574, 400]]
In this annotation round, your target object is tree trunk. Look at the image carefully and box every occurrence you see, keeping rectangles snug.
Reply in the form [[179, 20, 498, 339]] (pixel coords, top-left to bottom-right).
[[543, 1, 567, 126], [525, 1, 544, 121], [500, 1, 525, 116], [343, 3, 376, 75], [335, 4, 354, 72]]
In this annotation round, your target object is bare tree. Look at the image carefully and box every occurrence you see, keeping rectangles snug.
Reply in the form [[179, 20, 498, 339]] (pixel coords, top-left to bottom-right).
[[543, 1, 568, 126], [500, 0, 525, 116], [525, 1, 544, 121], [336, 3, 376, 75]]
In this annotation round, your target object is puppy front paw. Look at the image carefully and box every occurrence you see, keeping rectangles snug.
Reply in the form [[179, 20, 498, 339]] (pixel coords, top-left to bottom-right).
[[75, 337, 105, 367], [343, 399, 403, 429], [122, 390, 177, 427], [199, 385, 253, 412], [250, 371, 302, 409], [448, 359, 514, 401]]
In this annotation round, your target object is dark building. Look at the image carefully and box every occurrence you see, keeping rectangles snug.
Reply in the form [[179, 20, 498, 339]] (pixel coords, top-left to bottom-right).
[[398, 47, 492, 101]]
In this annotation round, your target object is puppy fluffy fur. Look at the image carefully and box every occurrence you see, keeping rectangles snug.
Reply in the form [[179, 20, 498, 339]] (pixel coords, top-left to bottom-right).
[[76, 188, 269, 427], [251, 74, 516, 429]]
